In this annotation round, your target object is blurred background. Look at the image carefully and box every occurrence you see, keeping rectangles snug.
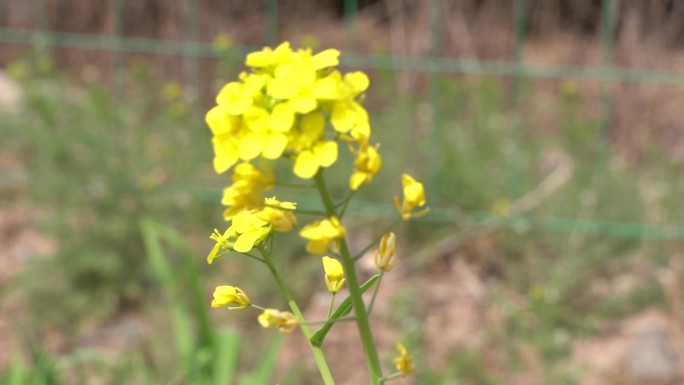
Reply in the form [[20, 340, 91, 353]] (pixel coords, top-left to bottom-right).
[[2, 0, 684, 384]]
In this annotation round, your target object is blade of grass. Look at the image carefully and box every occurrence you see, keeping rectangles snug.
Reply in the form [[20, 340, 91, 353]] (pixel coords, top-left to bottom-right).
[[239, 334, 284, 385], [140, 219, 193, 362], [155, 222, 215, 350], [8, 347, 26, 385], [213, 328, 242, 385]]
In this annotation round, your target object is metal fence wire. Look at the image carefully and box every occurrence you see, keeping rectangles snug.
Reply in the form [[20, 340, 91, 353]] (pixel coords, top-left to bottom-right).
[[2, 0, 684, 241]]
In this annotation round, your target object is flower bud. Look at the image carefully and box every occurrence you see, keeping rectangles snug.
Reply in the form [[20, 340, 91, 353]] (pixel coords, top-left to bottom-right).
[[374, 232, 397, 272]]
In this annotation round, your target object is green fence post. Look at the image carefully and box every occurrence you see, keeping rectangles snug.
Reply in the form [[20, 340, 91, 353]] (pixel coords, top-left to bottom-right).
[[109, 0, 123, 95], [597, 0, 616, 199], [265, 0, 278, 45], [426, 0, 442, 203], [185, 0, 200, 109], [344, 0, 358, 51], [511, 0, 529, 203]]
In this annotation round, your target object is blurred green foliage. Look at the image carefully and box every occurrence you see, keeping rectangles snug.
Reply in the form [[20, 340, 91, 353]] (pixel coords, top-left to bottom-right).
[[3, 50, 216, 331]]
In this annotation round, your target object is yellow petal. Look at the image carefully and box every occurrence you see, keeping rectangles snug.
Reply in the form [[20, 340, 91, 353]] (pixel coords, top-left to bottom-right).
[[312, 49, 340, 70], [300, 112, 325, 137], [205, 105, 233, 135], [349, 171, 366, 191], [263, 133, 288, 159], [238, 132, 265, 160], [233, 229, 263, 252], [313, 76, 340, 100], [314, 141, 338, 168], [267, 78, 297, 99], [294, 150, 319, 179], [331, 101, 354, 133], [245, 49, 272, 67], [212, 136, 238, 173], [270, 103, 295, 132], [289, 96, 317, 114], [345, 71, 370, 94]]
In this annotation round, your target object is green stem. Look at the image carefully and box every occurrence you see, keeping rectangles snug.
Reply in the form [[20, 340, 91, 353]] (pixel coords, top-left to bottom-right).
[[366, 271, 384, 315], [261, 248, 336, 385], [314, 171, 383, 385], [327, 293, 336, 319], [310, 274, 380, 347]]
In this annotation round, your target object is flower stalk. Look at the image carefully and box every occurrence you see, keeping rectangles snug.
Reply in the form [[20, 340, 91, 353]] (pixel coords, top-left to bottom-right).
[[314, 171, 384, 384]]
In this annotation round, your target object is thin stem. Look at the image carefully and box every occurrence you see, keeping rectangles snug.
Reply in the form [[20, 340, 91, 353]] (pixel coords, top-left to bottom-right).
[[353, 217, 401, 261], [336, 190, 356, 218], [259, 246, 336, 385], [366, 271, 384, 315], [304, 316, 356, 325], [327, 293, 336, 319], [314, 170, 383, 385], [250, 304, 267, 311], [294, 209, 328, 216], [241, 252, 265, 263], [380, 372, 403, 383]]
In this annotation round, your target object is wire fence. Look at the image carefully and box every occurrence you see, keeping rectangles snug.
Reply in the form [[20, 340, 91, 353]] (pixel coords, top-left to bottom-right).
[[2, 0, 684, 241]]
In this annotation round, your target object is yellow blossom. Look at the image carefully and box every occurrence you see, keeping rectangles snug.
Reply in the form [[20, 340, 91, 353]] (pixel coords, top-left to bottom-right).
[[256, 197, 297, 232], [394, 173, 429, 220], [221, 163, 274, 219], [322, 256, 345, 293], [393, 342, 415, 377], [258, 309, 299, 333], [211, 286, 251, 310], [349, 142, 382, 190], [374, 232, 397, 272], [229, 210, 272, 252], [207, 228, 232, 264], [299, 217, 346, 254]]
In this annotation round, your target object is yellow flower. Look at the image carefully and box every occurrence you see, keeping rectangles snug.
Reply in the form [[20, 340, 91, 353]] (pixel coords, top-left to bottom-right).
[[374, 232, 397, 272], [394, 173, 429, 220], [221, 163, 274, 219], [349, 142, 382, 190], [393, 342, 415, 377], [299, 217, 346, 254], [245, 41, 295, 69], [211, 286, 251, 310], [256, 197, 297, 232], [290, 112, 339, 179], [322, 256, 345, 293], [229, 210, 272, 253], [258, 309, 299, 333], [207, 228, 233, 264]]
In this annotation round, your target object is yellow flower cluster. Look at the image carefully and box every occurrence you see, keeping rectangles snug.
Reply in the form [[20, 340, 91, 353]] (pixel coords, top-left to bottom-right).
[[207, 197, 296, 264], [205, 41, 381, 188]]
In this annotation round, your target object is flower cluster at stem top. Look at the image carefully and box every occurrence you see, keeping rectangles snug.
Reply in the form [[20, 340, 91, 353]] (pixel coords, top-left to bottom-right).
[[205, 41, 381, 187]]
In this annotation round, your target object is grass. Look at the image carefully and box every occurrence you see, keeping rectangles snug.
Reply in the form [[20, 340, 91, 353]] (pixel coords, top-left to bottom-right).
[[1, 49, 683, 384]]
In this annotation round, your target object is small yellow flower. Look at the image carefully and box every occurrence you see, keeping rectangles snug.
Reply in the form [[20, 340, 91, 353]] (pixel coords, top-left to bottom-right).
[[394, 173, 429, 220], [257, 198, 297, 232], [393, 342, 415, 377], [299, 217, 346, 254], [221, 163, 274, 219], [211, 286, 251, 310], [229, 210, 272, 253], [322, 256, 345, 293], [349, 142, 382, 190], [258, 309, 299, 333], [207, 228, 233, 264], [374, 232, 397, 272]]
